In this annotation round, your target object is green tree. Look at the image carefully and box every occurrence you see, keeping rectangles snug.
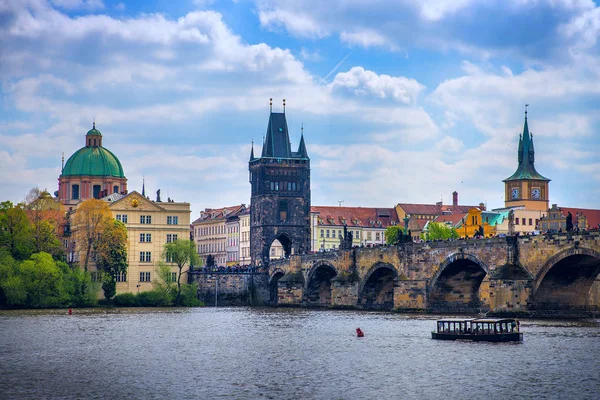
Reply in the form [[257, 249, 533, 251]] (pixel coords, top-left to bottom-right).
[[421, 222, 459, 241], [73, 199, 113, 271], [24, 188, 65, 258], [0, 203, 34, 260], [19, 252, 70, 307], [385, 226, 402, 245], [162, 239, 198, 306], [95, 219, 128, 300]]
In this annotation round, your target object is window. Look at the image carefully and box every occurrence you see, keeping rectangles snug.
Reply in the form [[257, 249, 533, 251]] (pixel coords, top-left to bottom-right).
[[166, 252, 173, 262], [166, 234, 178, 243], [326, 230, 330, 238], [367, 232, 372, 240], [113, 185, 118, 194], [522, 218, 526, 225], [116, 214, 128, 223], [139, 272, 151, 282], [320, 229, 324, 238], [167, 272, 177, 282], [115, 271, 127, 282], [529, 218, 533, 226], [167, 216, 179, 225], [292, 182, 296, 191], [72, 184, 79, 200], [140, 233, 152, 243], [278, 200, 288, 222], [140, 215, 152, 224], [139, 251, 151, 262], [93, 185, 101, 199], [375, 232, 380, 241], [515, 218, 519, 225]]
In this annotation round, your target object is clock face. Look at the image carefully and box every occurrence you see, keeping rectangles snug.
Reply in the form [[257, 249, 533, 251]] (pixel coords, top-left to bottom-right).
[[511, 187, 520, 199], [531, 188, 541, 199]]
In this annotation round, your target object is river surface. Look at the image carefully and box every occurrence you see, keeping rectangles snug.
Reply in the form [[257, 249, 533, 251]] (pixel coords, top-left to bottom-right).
[[0, 307, 599, 400]]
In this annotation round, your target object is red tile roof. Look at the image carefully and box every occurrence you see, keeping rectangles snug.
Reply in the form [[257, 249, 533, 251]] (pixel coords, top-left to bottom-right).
[[192, 204, 246, 225], [397, 203, 476, 215], [434, 212, 467, 226], [312, 206, 399, 228]]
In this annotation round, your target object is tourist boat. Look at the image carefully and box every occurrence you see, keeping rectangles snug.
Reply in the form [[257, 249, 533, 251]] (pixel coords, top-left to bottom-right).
[[432, 318, 523, 342]]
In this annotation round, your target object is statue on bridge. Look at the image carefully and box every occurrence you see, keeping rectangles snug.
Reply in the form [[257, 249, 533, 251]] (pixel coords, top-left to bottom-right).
[[566, 212, 573, 232], [340, 224, 354, 250], [508, 209, 515, 236]]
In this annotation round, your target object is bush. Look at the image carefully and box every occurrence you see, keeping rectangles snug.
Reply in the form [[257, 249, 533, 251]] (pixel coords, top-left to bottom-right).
[[137, 289, 172, 307], [178, 283, 202, 307], [113, 292, 137, 306]]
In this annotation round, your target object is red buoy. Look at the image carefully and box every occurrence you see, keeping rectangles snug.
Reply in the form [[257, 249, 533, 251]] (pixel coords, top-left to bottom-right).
[[356, 328, 364, 337], [68, 308, 72, 315]]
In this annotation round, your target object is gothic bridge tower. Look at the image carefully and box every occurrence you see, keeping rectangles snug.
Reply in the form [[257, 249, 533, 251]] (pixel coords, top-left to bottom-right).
[[503, 107, 550, 212], [249, 99, 311, 267]]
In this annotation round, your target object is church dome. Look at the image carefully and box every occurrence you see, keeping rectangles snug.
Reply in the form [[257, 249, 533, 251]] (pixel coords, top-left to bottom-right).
[[61, 125, 125, 178]]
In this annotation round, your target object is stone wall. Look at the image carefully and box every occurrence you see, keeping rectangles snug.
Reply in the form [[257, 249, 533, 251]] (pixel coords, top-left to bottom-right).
[[191, 272, 269, 306]]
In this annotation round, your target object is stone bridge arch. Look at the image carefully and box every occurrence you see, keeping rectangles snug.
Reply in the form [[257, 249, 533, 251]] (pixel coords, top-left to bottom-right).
[[358, 262, 398, 310], [533, 246, 600, 313], [264, 232, 294, 264], [269, 268, 286, 305], [428, 252, 489, 313], [303, 261, 338, 307]]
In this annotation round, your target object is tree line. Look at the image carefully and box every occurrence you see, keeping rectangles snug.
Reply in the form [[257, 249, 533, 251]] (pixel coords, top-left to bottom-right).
[[0, 188, 200, 308]]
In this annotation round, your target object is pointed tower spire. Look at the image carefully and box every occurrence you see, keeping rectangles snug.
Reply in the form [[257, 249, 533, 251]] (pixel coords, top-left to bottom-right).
[[250, 140, 255, 161], [297, 123, 308, 159], [142, 176, 146, 197]]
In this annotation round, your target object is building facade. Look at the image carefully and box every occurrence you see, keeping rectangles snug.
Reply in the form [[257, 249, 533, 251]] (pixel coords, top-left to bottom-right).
[[249, 103, 311, 266], [239, 210, 251, 266], [58, 123, 127, 207], [503, 110, 550, 212], [539, 204, 600, 232], [311, 206, 398, 250], [192, 205, 246, 267]]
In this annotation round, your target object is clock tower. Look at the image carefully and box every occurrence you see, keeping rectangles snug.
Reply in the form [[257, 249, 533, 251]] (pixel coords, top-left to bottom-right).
[[503, 108, 550, 212]]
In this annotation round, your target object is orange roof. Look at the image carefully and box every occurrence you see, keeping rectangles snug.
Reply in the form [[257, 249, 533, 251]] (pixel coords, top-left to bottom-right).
[[312, 206, 399, 228], [434, 212, 467, 226], [397, 203, 476, 215], [192, 204, 246, 225]]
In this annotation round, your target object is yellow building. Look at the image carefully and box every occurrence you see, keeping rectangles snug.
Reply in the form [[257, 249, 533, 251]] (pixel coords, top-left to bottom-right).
[[503, 110, 550, 212], [456, 208, 497, 238], [103, 191, 191, 294]]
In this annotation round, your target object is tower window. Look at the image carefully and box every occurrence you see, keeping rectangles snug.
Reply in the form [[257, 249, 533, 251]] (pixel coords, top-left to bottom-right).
[[93, 185, 101, 199], [113, 185, 118, 193], [278, 200, 288, 222], [93, 138, 97, 146]]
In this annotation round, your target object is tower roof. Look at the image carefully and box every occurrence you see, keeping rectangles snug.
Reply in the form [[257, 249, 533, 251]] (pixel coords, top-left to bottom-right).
[[504, 111, 550, 182], [262, 112, 292, 158]]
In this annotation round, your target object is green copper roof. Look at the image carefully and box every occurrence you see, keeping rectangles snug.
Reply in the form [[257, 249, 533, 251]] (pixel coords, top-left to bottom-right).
[[503, 112, 550, 182], [86, 122, 102, 136], [62, 146, 125, 178]]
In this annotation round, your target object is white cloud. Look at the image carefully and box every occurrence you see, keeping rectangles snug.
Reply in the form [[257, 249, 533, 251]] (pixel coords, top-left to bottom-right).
[[258, 8, 327, 38], [51, 0, 104, 11], [329, 67, 425, 105], [340, 29, 391, 49]]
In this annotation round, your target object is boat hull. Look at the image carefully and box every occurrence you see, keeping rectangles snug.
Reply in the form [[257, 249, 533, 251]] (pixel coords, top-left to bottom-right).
[[431, 332, 523, 342]]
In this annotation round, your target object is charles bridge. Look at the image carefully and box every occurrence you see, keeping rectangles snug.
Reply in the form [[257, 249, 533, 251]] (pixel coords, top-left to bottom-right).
[[261, 231, 600, 316]]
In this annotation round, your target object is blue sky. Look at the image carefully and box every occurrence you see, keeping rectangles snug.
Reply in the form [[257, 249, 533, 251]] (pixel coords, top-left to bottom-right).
[[1, 0, 599, 218]]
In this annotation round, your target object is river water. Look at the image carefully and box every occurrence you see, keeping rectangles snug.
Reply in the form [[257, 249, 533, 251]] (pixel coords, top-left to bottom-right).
[[0, 307, 599, 400]]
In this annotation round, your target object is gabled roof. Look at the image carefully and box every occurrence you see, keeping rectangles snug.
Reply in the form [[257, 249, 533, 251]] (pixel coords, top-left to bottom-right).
[[434, 213, 466, 227], [397, 203, 475, 215], [107, 190, 166, 211], [312, 206, 399, 228], [192, 204, 246, 225]]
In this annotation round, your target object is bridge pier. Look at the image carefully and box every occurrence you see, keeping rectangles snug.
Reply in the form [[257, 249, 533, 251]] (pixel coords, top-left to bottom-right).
[[393, 279, 427, 312]]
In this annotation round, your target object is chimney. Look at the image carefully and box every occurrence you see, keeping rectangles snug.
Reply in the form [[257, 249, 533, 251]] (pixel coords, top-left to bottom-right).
[[452, 191, 458, 206], [479, 202, 486, 211]]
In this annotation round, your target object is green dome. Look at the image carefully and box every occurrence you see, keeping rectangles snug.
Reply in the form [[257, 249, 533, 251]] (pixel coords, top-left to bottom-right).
[[86, 128, 102, 136], [62, 146, 125, 178]]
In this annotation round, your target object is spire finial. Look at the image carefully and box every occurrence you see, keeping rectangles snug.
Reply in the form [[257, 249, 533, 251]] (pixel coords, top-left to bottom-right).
[[525, 103, 529, 118], [269, 98, 272, 113], [301, 122, 304, 136], [93, 118, 96, 129], [61, 152, 64, 172], [283, 98, 286, 113]]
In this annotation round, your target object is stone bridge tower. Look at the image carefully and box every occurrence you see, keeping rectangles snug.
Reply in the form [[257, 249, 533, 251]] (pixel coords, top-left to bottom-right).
[[249, 99, 311, 267]]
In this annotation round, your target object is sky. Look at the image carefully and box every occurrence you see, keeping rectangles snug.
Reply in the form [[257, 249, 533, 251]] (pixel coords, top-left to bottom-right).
[[1, 0, 599, 219]]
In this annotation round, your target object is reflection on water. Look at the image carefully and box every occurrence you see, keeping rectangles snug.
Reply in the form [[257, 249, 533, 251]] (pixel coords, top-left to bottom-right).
[[0, 308, 599, 399]]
